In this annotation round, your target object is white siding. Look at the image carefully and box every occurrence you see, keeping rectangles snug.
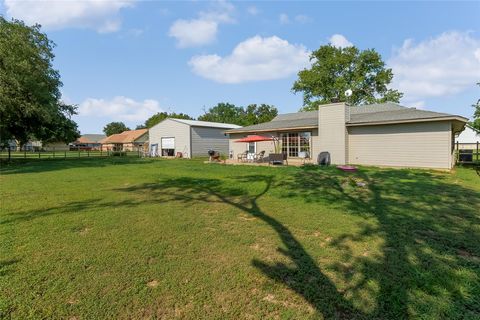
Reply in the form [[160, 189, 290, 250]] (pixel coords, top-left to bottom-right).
[[348, 121, 453, 169], [190, 126, 231, 157], [148, 119, 191, 157], [318, 103, 348, 165]]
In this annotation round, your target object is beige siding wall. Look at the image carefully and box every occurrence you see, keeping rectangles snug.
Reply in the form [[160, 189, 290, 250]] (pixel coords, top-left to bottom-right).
[[149, 119, 191, 157], [318, 103, 347, 164], [348, 121, 453, 169]]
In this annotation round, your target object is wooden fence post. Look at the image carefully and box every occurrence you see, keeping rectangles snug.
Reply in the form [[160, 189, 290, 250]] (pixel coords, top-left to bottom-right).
[[456, 141, 459, 163], [38, 151, 40, 159], [24, 150, 26, 159], [477, 141, 478, 162], [87, 150, 90, 157], [78, 150, 80, 158], [65, 151, 67, 159], [53, 147, 55, 158], [8, 148, 11, 161]]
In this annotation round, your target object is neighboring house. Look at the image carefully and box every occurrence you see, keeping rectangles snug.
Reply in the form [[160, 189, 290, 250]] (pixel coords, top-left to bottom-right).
[[455, 125, 480, 150], [149, 118, 241, 158], [226, 102, 467, 170], [5, 140, 69, 151], [101, 129, 148, 152], [6, 140, 42, 151], [72, 134, 107, 150]]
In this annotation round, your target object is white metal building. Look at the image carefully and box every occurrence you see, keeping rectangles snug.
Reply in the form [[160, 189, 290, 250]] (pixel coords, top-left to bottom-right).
[[455, 125, 480, 149], [149, 118, 241, 158]]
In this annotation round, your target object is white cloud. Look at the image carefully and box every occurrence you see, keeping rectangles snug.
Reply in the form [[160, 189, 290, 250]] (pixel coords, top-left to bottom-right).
[[279, 13, 290, 24], [389, 31, 480, 102], [188, 35, 310, 84], [294, 14, 312, 24], [4, 0, 135, 33], [78, 96, 163, 122], [168, 0, 235, 48], [168, 19, 218, 48], [198, 0, 235, 24], [247, 6, 259, 16], [329, 34, 353, 48], [279, 13, 311, 25]]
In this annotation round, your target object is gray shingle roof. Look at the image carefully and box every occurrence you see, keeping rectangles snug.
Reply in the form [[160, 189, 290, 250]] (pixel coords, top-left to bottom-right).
[[225, 110, 318, 132], [348, 107, 455, 124], [79, 134, 106, 143], [226, 102, 466, 133]]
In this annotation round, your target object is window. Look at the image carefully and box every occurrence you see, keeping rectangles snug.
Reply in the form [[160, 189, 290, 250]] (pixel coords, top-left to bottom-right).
[[161, 138, 175, 157], [280, 132, 311, 158], [248, 142, 256, 154]]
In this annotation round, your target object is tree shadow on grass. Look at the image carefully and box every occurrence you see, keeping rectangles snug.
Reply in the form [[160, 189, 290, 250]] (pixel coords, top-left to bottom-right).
[[1, 199, 141, 225], [0, 258, 20, 277], [282, 165, 480, 318], [119, 175, 366, 319]]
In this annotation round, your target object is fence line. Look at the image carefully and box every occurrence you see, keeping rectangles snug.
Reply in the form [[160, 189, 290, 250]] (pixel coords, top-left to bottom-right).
[[456, 141, 480, 164], [0, 148, 142, 161]]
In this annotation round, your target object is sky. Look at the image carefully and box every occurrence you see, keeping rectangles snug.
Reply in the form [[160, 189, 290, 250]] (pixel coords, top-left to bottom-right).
[[1, 0, 479, 134]]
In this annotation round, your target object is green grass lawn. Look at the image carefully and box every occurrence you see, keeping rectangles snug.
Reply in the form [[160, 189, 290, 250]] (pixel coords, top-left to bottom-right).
[[1, 158, 479, 319]]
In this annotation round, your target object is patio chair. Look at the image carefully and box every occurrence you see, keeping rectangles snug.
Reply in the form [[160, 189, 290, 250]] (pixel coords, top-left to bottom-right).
[[255, 151, 265, 163], [237, 151, 248, 162]]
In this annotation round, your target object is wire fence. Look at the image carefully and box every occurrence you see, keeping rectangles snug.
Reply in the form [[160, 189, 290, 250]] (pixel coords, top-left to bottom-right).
[[456, 142, 480, 164], [0, 149, 142, 161]]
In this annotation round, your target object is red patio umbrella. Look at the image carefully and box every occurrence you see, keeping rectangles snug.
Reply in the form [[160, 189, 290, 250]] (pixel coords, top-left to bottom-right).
[[234, 135, 275, 143]]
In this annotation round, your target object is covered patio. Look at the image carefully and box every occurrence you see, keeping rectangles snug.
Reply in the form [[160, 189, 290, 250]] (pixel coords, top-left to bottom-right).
[[229, 134, 313, 166]]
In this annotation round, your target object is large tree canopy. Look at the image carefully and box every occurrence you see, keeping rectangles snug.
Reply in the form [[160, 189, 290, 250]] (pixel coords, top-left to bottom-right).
[[244, 104, 278, 126], [198, 103, 278, 126], [471, 82, 480, 131], [144, 112, 193, 129], [292, 45, 403, 111], [0, 17, 79, 145], [103, 122, 130, 136]]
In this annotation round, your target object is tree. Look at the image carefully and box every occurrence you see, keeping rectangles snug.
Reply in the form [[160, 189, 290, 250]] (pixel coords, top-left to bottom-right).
[[0, 17, 79, 146], [144, 112, 193, 129], [103, 122, 130, 136], [471, 82, 480, 131], [198, 103, 278, 126], [198, 103, 245, 125], [292, 45, 403, 111], [244, 104, 278, 125]]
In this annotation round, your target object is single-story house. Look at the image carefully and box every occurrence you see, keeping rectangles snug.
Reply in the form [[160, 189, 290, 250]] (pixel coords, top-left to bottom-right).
[[72, 134, 106, 150], [226, 102, 468, 170], [5, 140, 68, 151], [455, 124, 479, 150], [149, 118, 241, 158], [6, 140, 42, 151], [101, 129, 148, 152]]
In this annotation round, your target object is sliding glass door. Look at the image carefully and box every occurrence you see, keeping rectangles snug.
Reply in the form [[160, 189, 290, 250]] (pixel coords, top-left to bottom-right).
[[280, 132, 311, 158]]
